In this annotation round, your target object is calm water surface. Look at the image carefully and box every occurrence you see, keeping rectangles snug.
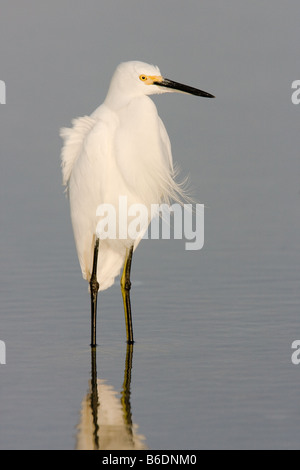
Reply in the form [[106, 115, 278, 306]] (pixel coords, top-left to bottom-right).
[[1, 217, 300, 449]]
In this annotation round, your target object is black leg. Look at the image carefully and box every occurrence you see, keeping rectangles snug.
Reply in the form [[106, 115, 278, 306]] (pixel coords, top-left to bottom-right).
[[120, 343, 134, 429], [121, 246, 134, 344], [90, 238, 99, 347], [89, 345, 99, 449]]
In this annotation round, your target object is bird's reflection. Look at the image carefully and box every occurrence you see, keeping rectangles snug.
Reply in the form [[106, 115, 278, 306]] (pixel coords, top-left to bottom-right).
[[76, 345, 147, 450]]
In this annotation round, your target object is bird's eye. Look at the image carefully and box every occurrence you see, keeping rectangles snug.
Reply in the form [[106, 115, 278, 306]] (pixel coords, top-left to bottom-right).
[[139, 75, 147, 81]]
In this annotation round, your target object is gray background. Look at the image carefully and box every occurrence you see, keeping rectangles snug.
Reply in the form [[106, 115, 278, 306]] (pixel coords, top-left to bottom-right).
[[0, 0, 300, 449]]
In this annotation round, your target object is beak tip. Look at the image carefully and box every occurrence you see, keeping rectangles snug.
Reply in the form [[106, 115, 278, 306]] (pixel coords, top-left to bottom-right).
[[155, 78, 215, 99], [202, 93, 215, 99]]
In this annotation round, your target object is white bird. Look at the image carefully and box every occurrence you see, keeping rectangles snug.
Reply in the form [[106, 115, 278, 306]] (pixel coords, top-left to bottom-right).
[[60, 61, 214, 346]]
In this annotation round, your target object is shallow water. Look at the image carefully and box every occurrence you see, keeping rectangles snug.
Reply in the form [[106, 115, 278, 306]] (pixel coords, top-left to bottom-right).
[[1, 223, 300, 449]]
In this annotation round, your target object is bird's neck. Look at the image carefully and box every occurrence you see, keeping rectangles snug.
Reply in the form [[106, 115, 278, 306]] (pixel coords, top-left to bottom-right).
[[104, 80, 141, 112], [104, 93, 132, 112]]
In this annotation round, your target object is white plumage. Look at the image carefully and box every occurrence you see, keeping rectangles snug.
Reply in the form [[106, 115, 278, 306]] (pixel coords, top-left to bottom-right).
[[61, 62, 183, 290], [60, 61, 214, 344]]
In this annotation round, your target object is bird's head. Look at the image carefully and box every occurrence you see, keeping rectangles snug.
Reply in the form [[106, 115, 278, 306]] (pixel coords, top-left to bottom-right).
[[105, 61, 214, 108]]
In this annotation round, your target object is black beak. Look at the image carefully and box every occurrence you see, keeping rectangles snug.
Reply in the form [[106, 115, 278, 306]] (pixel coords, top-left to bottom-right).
[[154, 78, 215, 98]]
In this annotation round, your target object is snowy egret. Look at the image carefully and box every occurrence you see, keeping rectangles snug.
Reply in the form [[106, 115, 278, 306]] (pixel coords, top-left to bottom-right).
[[60, 61, 214, 346]]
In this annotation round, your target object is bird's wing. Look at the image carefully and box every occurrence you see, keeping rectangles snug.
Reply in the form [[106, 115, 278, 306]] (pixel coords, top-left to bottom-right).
[[61, 112, 126, 289], [158, 115, 189, 205], [60, 115, 97, 188], [158, 116, 174, 171]]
